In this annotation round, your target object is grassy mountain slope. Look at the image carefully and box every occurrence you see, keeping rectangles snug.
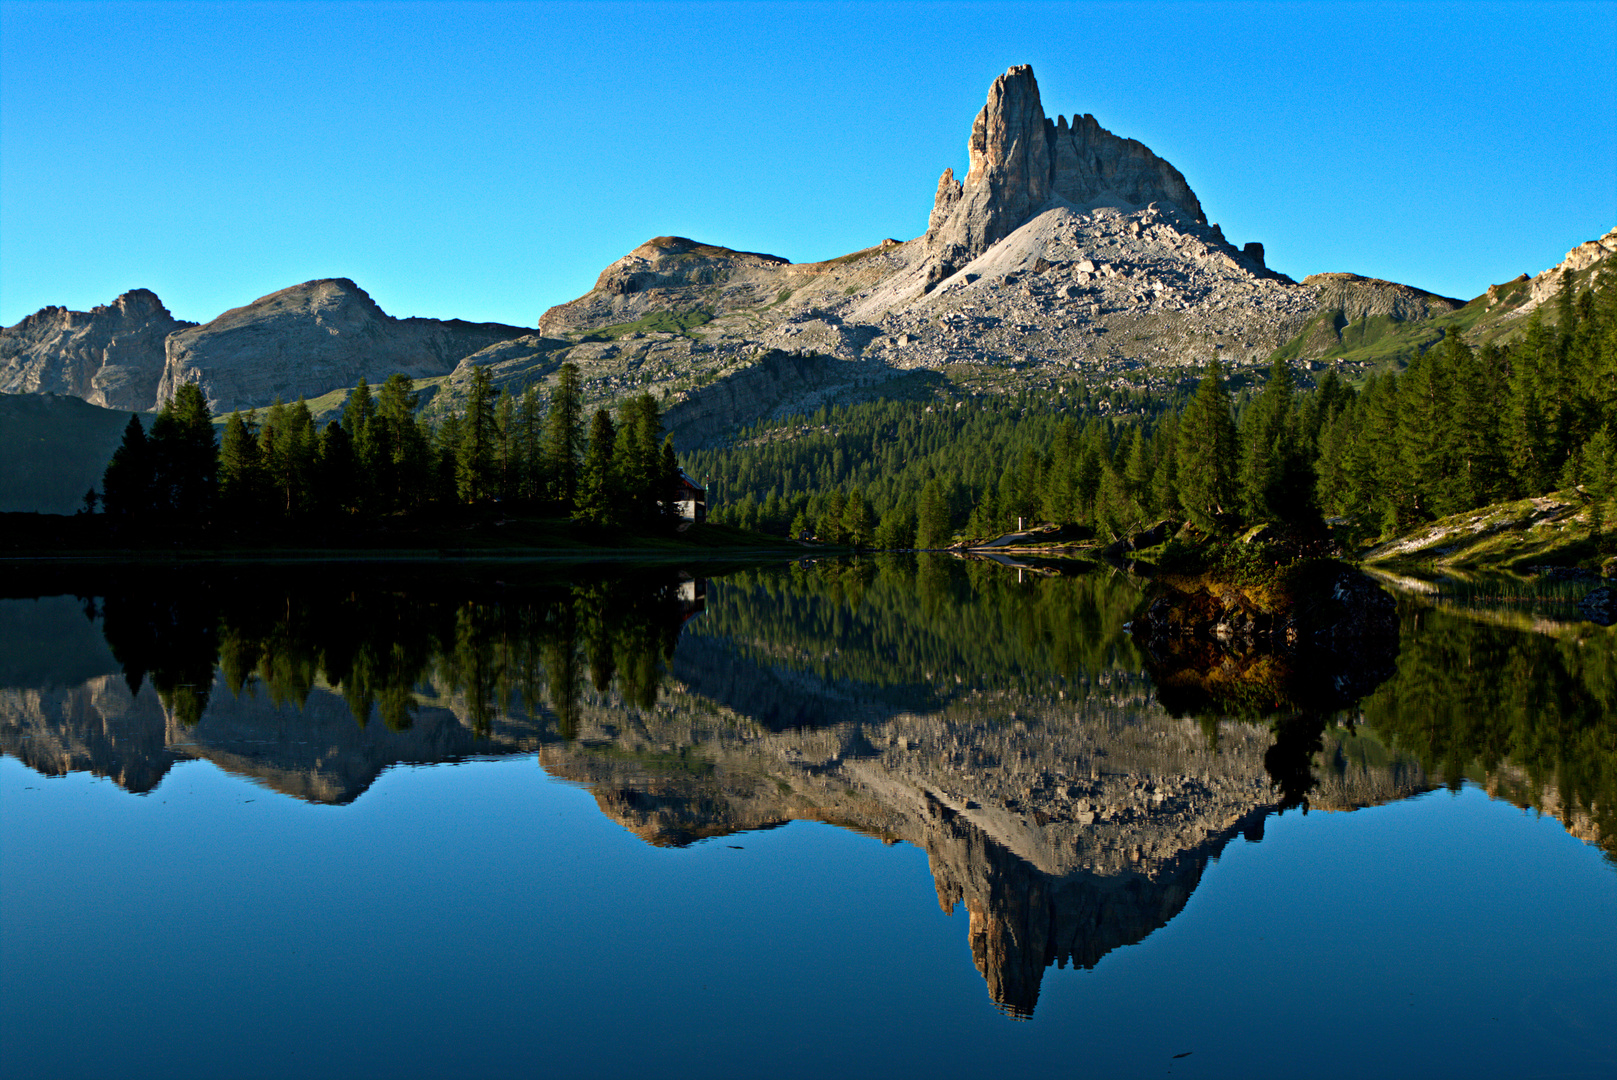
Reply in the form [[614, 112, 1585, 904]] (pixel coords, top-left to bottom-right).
[[0, 394, 133, 514]]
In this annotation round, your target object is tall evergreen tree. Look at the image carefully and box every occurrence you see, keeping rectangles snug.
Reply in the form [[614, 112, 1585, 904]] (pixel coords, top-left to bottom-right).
[[375, 374, 428, 511], [218, 409, 267, 522], [147, 382, 217, 522], [456, 366, 496, 504], [545, 363, 584, 508], [842, 486, 874, 548], [317, 418, 357, 516], [495, 388, 518, 502], [576, 408, 619, 526], [1175, 360, 1240, 531], [518, 383, 543, 503], [916, 479, 951, 548], [101, 414, 153, 521]]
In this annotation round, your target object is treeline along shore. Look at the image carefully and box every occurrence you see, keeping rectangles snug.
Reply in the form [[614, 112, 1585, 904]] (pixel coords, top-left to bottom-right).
[[693, 277, 1616, 560], [11, 277, 1615, 569], [14, 362, 788, 554]]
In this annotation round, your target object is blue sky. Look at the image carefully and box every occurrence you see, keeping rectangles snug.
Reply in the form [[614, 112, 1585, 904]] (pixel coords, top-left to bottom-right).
[[3, 1, 1613, 328]]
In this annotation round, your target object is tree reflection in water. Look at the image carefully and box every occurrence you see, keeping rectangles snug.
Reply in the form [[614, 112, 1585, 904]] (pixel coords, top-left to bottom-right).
[[4, 556, 1612, 1019]]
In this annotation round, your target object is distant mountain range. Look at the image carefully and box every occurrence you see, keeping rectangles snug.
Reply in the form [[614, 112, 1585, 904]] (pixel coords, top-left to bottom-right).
[[5, 64, 1613, 448]]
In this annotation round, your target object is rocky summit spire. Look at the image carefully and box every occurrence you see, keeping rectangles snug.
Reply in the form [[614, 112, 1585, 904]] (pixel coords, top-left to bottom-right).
[[927, 65, 1206, 263]]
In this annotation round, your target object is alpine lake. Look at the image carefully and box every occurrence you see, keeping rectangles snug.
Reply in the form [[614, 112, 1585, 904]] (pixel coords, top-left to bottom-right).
[[3, 554, 1614, 1080]]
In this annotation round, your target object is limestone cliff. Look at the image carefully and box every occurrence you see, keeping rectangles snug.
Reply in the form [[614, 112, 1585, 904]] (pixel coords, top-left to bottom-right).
[[926, 65, 1205, 265], [157, 278, 531, 414], [1, 289, 195, 410]]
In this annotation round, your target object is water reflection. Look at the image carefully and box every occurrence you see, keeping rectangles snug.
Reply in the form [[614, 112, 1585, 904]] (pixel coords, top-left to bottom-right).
[[2, 556, 1612, 1017]]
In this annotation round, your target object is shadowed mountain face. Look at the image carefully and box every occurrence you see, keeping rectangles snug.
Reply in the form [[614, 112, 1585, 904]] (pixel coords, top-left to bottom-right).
[[1, 289, 195, 410], [3, 558, 1610, 1016]]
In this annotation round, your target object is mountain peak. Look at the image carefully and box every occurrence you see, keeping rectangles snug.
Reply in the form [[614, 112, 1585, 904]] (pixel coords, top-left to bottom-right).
[[927, 64, 1205, 264]]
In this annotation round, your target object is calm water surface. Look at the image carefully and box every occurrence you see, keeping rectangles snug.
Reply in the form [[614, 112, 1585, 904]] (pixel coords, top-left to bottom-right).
[[3, 557, 1613, 1079]]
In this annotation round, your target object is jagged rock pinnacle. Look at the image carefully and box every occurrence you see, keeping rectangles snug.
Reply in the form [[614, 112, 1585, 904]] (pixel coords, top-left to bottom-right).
[[927, 64, 1206, 264]]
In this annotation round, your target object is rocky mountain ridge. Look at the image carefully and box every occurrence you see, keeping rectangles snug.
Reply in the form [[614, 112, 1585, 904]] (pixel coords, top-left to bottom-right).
[[156, 278, 531, 414], [1, 289, 194, 410], [5, 64, 1610, 446], [3, 279, 532, 416]]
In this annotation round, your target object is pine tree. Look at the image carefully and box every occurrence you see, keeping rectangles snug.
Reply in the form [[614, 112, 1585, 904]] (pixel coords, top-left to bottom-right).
[[431, 413, 462, 506], [376, 374, 428, 512], [1175, 360, 1240, 531], [494, 388, 517, 502], [101, 414, 153, 521], [545, 363, 584, 508], [842, 486, 874, 548], [1237, 356, 1299, 524], [218, 409, 267, 522], [1584, 426, 1615, 535], [148, 382, 217, 522], [1393, 350, 1455, 520], [613, 393, 666, 524], [659, 436, 682, 527], [317, 419, 357, 516], [576, 408, 619, 526], [873, 504, 916, 549], [818, 488, 848, 544], [1507, 315, 1556, 496], [916, 479, 950, 548], [456, 366, 496, 504], [1122, 426, 1154, 516], [518, 383, 543, 504], [260, 397, 317, 518]]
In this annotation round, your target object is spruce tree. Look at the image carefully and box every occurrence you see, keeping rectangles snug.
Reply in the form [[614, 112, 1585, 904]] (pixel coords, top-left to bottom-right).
[[576, 408, 619, 526], [545, 363, 584, 508], [916, 479, 950, 548], [456, 366, 496, 504], [518, 384, 543, 504], [1175, 360, 1240, 532], [218, 409, 266, 522], [101, 414, 153, 521], [148, 382, 217, 522], [842, 487, 874, 548]]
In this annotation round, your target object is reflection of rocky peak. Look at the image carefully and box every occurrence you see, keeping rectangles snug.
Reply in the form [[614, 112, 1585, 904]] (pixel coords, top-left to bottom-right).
[[1, 677, 176, 793], [928, 65, 1206, 263], [537, 677, 1432, 1017], [1, 288, 195, 410], [923, 791, 1268, 1017], [1, 671, 546, 804]]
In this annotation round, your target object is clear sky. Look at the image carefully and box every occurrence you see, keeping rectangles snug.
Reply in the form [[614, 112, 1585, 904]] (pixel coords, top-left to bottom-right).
[[3, 1, 1613, 329]]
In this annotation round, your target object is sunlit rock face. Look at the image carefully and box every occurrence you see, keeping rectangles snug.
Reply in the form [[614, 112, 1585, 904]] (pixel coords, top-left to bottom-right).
[[157, 278, 531, 414], [1, 289, 194, 410], [925, 64, 1205, 264]]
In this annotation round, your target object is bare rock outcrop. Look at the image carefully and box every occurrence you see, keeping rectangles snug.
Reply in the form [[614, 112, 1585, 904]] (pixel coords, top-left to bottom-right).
[[1, 289, 195, 410], [1301, 272, 1464, 323], [539, 236, 789, 336], [157, 278, 531, 414], [926, 65, 1205, 266], [1506, 225, 1617, 323]]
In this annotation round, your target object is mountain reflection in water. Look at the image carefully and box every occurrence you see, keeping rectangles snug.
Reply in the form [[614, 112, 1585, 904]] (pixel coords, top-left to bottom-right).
[[3, 556, 1613, 1018]]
